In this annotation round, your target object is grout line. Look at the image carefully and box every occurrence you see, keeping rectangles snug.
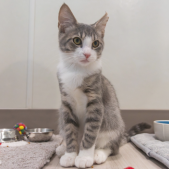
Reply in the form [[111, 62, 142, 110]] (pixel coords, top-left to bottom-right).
[[26, 0, 35, 109]]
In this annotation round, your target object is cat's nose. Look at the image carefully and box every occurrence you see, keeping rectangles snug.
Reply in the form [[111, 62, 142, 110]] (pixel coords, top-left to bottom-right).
[[84, 53, 91, 59]]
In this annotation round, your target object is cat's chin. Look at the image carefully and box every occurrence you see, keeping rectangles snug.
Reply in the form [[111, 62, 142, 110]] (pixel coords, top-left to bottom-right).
[[78, 61, 92, 67], [78, 59, 96, 67]]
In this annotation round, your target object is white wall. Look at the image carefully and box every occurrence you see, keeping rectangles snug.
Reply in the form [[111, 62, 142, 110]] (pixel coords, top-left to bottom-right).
[[0, 0, 29, 108], [1, 0, 169, 109]]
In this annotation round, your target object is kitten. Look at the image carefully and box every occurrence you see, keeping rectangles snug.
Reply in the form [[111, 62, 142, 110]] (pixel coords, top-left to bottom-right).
[[56, 3, 151, 168]]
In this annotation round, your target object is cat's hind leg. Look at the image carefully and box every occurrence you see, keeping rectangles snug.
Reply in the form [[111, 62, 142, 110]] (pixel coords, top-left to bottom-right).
[[94, 141, 119, 164], [94, 131, 120, 164], [94, 148, 111, 164], [56, 140, 66, 158]]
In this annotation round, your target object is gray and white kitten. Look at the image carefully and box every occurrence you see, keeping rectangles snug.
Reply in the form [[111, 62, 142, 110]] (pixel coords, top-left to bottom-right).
[[56, 4, 150, 168]]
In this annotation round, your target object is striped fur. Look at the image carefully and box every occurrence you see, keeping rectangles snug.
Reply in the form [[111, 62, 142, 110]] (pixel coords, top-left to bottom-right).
[[56, 3, 151, 168]]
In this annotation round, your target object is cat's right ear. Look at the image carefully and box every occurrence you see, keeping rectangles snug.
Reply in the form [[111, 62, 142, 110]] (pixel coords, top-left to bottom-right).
[[58, 3, 77, 33], [92, 13, 109, 38]]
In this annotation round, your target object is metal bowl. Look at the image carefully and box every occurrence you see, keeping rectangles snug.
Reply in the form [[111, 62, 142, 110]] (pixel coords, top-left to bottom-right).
[[25, 128, 54, 142], [0, 128, 17, 142]]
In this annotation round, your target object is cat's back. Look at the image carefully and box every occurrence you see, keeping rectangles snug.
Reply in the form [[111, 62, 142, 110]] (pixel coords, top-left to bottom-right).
[[101, 74, 119, 108], [100, 75, 124, 132]]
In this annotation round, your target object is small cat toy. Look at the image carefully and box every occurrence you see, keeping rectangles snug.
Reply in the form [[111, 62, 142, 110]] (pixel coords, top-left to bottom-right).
[[13, 122, 27, 135]]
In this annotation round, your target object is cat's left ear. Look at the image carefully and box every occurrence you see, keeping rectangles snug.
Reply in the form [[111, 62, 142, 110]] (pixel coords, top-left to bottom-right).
[[92, 13, 109, 37]]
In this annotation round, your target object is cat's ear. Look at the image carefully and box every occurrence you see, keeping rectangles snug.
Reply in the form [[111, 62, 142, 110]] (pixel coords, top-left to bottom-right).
[[93, 13, 109, 37], [58, 3, 77, 33]]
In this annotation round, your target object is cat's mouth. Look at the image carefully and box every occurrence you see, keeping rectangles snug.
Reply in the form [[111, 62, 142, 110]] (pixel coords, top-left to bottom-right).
[[80, 59, 89, 63]]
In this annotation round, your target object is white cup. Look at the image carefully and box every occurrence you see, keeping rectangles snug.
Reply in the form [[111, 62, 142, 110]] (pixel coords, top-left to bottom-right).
[[154, 120, 169, 141]]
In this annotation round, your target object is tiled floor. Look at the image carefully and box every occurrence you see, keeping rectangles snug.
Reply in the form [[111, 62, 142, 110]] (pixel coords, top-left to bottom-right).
[[44, 143, 167, 169]]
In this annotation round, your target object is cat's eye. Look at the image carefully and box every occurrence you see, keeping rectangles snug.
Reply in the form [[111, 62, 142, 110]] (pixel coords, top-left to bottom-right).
[[92, 40, 99, 48], [73, 37, 82, 45]]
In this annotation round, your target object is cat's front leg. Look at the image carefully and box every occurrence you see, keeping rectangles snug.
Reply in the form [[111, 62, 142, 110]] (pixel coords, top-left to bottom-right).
[[59, 102, 79, 167], [75, 98, 103, 168]]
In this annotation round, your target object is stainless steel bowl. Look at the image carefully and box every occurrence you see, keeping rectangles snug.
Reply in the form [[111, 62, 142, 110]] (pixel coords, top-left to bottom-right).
[[0, 129, 17, 142], [25, 128, 54, 142]]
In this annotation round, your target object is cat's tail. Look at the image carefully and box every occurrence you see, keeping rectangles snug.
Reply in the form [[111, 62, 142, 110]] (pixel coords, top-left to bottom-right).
[[122, 123, 151, 145], [128, 122, 151, 137]]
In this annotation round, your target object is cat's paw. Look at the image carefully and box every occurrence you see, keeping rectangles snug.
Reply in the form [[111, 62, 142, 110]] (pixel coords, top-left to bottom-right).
[[75, 156, 93, 168], [94, 149, 108, 164], [60, 152, 77, 167], [56, 144, 66, 158]]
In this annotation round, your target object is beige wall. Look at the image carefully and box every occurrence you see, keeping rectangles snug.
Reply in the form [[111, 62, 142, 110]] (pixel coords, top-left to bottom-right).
[[32, 0, 169, 109], [1, 0, 169, 109], [0, 0, 29, 108]]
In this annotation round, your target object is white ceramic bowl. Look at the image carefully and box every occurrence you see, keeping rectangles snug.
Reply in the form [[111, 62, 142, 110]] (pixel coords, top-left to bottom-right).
[[154, 120, 169, 141]]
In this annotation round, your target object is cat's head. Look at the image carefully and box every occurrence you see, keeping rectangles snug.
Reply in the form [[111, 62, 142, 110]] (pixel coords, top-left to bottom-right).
[[58, 3, 108, 67]]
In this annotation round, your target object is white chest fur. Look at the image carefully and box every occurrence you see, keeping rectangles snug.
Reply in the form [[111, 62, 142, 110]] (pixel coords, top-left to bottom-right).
[[57, 59, 102, 145], [57, 61, 88, 118], [58, 59, 102, 110], [58, 63, 88, 145]]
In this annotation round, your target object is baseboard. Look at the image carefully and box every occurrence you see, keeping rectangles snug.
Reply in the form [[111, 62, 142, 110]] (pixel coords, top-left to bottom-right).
[[0, 109, 59, 134], [0, 109, 168, 134], [121, 110, 169, 133]]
